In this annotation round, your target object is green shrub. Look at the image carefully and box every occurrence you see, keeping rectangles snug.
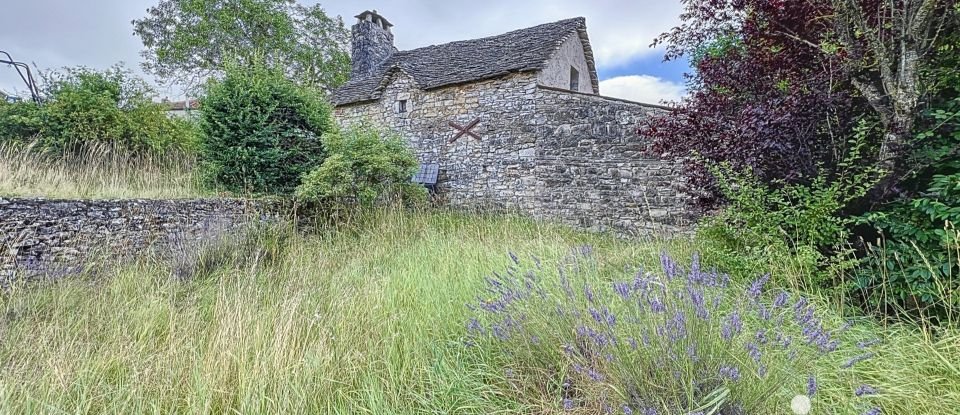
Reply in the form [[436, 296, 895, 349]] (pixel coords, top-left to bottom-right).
[[697, 130, 879, 288], [199, 62, 333, 195], [857, 173, 960, 317], [295, 125, 427, 207], [0, 65, 197, 153]]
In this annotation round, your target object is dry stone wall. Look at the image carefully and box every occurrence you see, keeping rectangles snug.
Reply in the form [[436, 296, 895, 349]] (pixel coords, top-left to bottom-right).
[[0, 198, 272, 285], [335, 72, 696, 234]]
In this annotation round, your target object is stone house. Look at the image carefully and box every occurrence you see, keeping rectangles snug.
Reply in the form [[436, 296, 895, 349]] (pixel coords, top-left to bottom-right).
[[332, 10, 694, 234]]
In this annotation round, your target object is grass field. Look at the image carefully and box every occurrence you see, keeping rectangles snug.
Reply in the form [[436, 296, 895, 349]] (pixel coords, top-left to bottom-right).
[[0, 141, 206, 200], [1, 210, 957, 414]]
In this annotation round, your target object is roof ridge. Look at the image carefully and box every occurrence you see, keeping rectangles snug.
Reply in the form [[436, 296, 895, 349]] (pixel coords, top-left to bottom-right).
[[395, 17, 585, 55]]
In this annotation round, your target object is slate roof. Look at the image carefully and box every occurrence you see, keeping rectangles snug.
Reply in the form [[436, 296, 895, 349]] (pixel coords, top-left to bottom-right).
[[332, 17, 599, 106]]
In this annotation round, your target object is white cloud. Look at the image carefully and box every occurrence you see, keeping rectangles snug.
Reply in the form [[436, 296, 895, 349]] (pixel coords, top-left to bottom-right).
[[598, 75, 685, 105], [0, 1, 684, 95], [321, 0, 682, 67]]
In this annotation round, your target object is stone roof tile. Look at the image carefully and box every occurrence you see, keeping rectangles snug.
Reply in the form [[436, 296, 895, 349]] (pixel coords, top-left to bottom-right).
[[332, 17, 596, 106]]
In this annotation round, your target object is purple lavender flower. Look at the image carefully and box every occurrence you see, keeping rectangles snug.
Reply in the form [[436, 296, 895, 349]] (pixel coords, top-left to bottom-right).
[[584, 284, 596, 304], [628, 337, 638, 350], [688, 286, 709, 320], [757, 364, 768, 377], [613, 281, 631, 299], [509, 251, 520, 264], [861, 408, 881, 415], [842, 352, 875, 369], [660, 251, 678, 280], [622, 405, 634, 415], [563, 398, 575, 410], [855, 384, 878, 397], [719, 365, 741, 381], [588, 367, 604, 381], [467, 318, 483, 333], [642, 407, 657, 415], [745, 342, 762, 363], [666, 311, 687, 340], [757, 303, 771, 320], [648, 296, 665, 313], [807, 375, 818, 397], [747, 273, 771, 299], [773, 291, 789, 308], [721, 312, 743, 341]]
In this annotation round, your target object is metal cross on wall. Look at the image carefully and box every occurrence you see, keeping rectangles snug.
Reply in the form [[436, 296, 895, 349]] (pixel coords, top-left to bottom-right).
[[448, 118, 481, 143]]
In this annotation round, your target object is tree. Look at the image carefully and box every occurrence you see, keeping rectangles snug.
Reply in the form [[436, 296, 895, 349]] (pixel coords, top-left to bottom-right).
[[132, 0, 350, 92], [831, 0, 957, 195], [645, 0, 863, 207], [646, 0, 958, 207], [199, 61, 333, 195], [0, 64, 197, 153]]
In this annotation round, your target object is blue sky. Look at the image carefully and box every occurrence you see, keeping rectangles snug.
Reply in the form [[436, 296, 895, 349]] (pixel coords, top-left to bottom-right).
[[598, 54, 690, 85], [1, 0, 690, 104]]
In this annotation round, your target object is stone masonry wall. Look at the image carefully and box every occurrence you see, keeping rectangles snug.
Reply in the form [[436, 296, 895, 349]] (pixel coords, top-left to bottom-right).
[[532, 87, 693, 233], [334, 71, 696, 235], [0, 198, 272, 285]]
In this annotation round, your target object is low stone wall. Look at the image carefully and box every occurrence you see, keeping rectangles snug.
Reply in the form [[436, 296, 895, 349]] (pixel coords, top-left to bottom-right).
[[0, 198, 273, 285]]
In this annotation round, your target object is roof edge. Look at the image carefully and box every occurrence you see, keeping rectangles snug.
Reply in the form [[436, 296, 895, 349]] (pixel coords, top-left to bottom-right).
[[536, 84, 676, 111]]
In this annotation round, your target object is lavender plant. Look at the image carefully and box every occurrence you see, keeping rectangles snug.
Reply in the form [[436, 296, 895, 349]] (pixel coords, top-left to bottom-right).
[[465, 248, 868, 414]]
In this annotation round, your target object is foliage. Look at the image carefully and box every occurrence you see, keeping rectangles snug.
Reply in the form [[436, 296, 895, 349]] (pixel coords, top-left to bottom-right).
[[854, 74, 960, 317], [697, 130, 879, 289], [198, 61, 333, 195], [2, 210, 958, 414], [295, 125, 427, 207], [646, 0, 957, 207], [645, 0, 864, 207], [0, 65, 198, 153], [132, 0, 350, 92], [857, 174, 960, 316]]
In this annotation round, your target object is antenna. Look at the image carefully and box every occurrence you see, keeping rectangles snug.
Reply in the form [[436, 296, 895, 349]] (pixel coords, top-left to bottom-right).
[[0, 50, 42, 104]]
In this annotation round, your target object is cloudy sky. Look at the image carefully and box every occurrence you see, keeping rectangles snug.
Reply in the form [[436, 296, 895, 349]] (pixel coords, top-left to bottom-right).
[[0, 0, 689, 104]]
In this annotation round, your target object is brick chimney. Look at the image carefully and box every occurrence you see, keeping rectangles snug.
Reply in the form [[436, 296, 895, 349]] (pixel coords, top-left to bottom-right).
[[351, 10, 396, 78]]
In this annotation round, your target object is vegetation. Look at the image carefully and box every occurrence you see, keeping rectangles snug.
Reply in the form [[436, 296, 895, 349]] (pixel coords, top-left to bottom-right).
[[199, 62, 333, 195], [132, 0, 351, 92], [1, 211, 957, 414], [648, 0, 960, 319], [0, 65, 198, 154], [296, 125, 427, 208], [0, 140, 205, 199]]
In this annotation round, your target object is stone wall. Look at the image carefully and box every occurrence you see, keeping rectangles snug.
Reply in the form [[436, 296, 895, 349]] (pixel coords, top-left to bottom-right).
[[334, 71, 696, 235], [0, 198, 272, 285]]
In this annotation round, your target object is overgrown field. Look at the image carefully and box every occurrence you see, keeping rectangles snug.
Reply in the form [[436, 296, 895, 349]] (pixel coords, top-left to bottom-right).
[[1, 210, 957, 414], [0, 141, 205, 200]]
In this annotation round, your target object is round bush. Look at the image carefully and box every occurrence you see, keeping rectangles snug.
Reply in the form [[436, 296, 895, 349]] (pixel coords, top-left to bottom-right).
[[199, 63, 334, 194]]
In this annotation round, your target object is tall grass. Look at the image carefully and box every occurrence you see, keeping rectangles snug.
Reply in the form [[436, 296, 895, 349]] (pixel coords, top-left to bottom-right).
[[0, 140, 206, 199], [1, 210, 957, 414]]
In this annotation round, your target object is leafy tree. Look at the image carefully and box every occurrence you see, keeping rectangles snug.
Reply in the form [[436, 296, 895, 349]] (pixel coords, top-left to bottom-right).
[[645, 0, 864, 207], [198, 61, 333, 195], [646, 0, 957, 207], [132, 0, 350, 92], [296, 125, 427, 208], [0, 64, 197, 153]]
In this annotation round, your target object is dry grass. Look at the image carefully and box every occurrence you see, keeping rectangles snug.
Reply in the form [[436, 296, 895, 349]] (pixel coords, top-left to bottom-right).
[[0, 210, 957, 414], [0, 141, 206, 199]]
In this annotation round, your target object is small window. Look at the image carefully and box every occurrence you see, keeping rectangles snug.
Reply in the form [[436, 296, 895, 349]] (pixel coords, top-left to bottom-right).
[[398, 99, 407, 113], [569, 67, 580, 91]]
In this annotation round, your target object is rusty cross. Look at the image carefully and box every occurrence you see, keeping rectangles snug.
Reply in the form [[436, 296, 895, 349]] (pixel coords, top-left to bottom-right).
[[448, 118, 481, 143]]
